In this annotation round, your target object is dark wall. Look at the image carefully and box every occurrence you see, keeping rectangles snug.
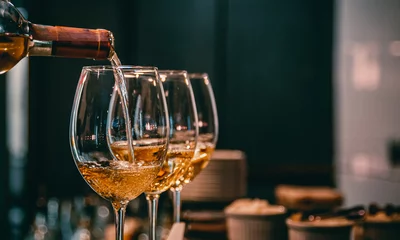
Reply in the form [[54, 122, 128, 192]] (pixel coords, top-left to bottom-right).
[[19, 0, 332, 209], [224, 0, 334, 183], [130, 0, 334, 184]]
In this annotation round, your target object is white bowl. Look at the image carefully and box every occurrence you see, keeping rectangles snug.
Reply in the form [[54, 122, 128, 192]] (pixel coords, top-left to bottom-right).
[[225, 205, 287, 240]]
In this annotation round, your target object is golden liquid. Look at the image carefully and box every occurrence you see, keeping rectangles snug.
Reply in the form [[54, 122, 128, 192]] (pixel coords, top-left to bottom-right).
[[0, 34, 29, 74], [146, 145, 194, 194], [181, 142, 215, 184], [78, 145, 165, 203], [110, 140, 167, 164]]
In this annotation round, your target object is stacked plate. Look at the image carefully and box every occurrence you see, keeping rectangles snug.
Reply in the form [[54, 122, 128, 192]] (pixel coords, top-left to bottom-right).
[[181, 149, 247, 202]]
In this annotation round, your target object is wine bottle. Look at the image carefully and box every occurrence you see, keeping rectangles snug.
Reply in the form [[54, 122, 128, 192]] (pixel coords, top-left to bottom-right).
[[0, 0, 115, 74]]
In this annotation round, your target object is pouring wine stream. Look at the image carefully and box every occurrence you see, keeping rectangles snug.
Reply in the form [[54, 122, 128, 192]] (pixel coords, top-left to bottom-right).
[[107, 53, 135, 163]]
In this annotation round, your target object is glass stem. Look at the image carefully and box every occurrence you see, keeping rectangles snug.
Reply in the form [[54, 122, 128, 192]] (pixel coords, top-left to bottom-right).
[[146, 193, 160, 240], [172, 189, 181, 223], [112, 202, 128, 240]]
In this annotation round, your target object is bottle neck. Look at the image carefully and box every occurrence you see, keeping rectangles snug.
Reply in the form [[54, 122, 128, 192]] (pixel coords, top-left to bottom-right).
[[28, 23, 114, 60], [29, 40, 52, 56]]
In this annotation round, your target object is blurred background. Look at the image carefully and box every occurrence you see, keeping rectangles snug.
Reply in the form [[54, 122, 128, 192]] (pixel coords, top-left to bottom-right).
[[1, 0, 400, 239]]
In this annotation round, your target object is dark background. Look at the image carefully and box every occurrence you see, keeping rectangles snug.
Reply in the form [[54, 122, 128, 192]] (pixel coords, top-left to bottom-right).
[[0, 0, 334, 237]]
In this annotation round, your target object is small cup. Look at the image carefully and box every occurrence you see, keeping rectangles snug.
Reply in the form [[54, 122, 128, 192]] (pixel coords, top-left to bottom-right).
[[286, 214, 354, 240], [225, 205, 287, 240]]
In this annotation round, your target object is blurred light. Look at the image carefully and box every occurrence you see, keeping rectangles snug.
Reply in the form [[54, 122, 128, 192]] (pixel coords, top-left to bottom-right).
[[8, 207, 24, 226], [176, 125, 188, 131], [92, 227, 103, 239], [145, 122, 157, 131], [48, 198, 59, 210], [138, 233, 149, 240], [74, 229, 90, 240], [195, 121, 208, 128], [34, 232, 44, 239], [9, 167, 24, 196], [389, 41, 400, 56], [351, 42, 380, 91], [37, 224, 48, 235], [352, 153, 370, 176], [351, 153, 390, 179], [47, 198, 59, 228], [97, 206, 109, 218], [7, 57, 28, 160]]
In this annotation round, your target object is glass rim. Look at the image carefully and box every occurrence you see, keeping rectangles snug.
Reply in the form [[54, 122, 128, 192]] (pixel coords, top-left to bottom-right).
[[158, 70, 187, 75], [82, 65, 158, 72], [188, 73, 209, 78]]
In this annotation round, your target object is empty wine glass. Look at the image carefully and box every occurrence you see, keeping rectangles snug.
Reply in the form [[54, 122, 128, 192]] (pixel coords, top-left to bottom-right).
[[145, 70, 198, 240], [171, 72, 219, 223], [70, 65, 169, 240]]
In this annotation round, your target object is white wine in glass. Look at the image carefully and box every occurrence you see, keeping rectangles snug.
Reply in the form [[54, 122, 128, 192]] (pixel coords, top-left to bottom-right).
[[171, 73, 219, 223], [145, 70, 198, 240], [78, 145, 165, 203], [70, 66, 169, 240], [182, 140, 215, 183], [146, 145, 195, 193]]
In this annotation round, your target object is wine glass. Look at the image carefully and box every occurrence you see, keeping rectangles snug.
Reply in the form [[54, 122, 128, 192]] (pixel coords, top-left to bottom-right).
[[70, 65, 169, 240], [144, 70, 198, 240], [170, 72, 219, 222]]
